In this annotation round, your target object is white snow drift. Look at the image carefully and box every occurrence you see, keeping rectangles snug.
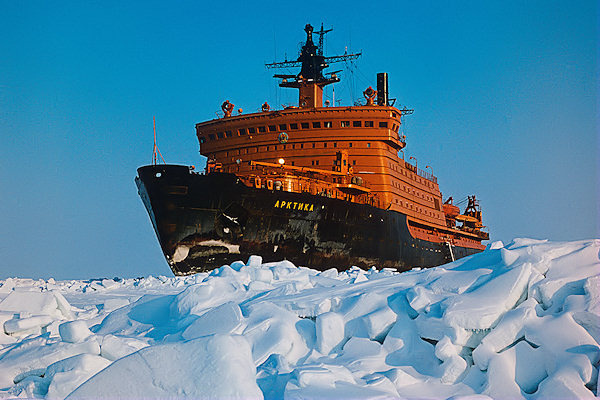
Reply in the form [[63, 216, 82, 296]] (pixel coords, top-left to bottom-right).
[[0, 238, 598, 399]]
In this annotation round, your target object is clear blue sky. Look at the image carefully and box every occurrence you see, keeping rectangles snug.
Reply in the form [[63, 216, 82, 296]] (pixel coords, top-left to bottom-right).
[[1, 1, 597, 279]]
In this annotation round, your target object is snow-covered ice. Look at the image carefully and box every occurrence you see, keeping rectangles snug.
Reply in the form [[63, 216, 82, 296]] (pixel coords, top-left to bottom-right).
[[0, 238, 598, 399]]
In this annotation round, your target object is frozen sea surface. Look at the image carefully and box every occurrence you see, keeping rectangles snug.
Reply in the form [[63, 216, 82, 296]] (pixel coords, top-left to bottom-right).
[[0, 238, 598, 399]]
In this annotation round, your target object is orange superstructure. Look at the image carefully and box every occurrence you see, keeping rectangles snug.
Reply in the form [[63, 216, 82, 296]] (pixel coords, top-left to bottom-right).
[[195, 24, 487, 253]]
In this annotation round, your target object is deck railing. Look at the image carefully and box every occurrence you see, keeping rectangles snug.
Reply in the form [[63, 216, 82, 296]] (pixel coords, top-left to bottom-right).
[[404, 161, 437, 184]]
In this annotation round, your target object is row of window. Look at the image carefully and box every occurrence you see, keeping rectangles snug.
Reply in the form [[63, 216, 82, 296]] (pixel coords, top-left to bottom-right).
[[394, 199, 440, 218], [341, 120, 376, 128], [200, 120, 394, 142], [391, 179, 436, 203], [217, 141, 372, 157]]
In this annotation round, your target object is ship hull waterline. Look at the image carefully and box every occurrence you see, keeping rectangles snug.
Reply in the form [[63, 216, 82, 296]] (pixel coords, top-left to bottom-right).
[[136, 165, 482, 276]]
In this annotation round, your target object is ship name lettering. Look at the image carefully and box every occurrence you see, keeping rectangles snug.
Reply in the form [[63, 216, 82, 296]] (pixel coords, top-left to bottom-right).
[[274, 200, 314, 212]]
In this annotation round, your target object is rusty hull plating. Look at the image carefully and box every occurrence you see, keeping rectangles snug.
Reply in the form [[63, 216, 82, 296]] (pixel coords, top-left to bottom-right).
[[136, 24, 489, 275]]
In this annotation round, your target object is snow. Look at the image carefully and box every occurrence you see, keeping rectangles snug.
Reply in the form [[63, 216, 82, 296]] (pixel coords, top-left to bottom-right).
[[181, 301, 244, 339], [69, 335, 262, 399], [0, 238, 598, 399], [58, 321, 92, 344], [315, 312, 345, 354]]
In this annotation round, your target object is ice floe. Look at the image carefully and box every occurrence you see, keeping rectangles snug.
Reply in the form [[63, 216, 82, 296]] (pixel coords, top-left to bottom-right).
[[0, 238, 598, 399]]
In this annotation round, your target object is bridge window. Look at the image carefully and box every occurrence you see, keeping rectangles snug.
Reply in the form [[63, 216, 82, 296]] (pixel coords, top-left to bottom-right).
[[379, 121, 388, 128], [217, 132, 224, 139], [353, 121, 361, 127], [349, 142, 352, 147], [333, 142, 337, 148], [300, 143, 304, 149], [225, 130, 232, 137], [248, 127, 256, 134], [269, 125, 277, 132], [313, 122, 321, 128], [365, 121, 374, 127], [324, 143, 327, 148], [199, 136, 206, 143], [324, 121, 332, 128], [279, 124, 287, 130], [341, 121, 350, 127], [208, 134, 216, 141], [239, 128, 247, 135], [301, 122, 309, 129], [367, 142, 371, 148], [258, 126, 266, 133], [290, 123, 298, 130], [312, 143, 315, 148]]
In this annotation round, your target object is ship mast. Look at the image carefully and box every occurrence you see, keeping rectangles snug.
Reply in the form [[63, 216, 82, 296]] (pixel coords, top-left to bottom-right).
[[152, 116, 166, 165], [266, 24, 361, 108]]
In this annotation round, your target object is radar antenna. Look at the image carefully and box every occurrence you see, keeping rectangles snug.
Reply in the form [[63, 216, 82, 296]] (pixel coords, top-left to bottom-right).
[[265, 23, 361, 108], [315, 23, 332, 56], [265, 24, 360, 79]]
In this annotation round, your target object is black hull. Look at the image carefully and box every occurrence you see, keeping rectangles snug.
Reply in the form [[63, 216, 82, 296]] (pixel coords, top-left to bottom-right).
[[136, 165, 482, 275]]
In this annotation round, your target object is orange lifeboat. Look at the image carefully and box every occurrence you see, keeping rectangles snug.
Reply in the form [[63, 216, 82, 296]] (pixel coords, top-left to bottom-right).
[[443, 203, 460, 218]]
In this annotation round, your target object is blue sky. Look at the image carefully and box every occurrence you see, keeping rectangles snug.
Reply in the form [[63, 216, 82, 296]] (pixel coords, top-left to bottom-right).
[[1, 1, 597, 279]]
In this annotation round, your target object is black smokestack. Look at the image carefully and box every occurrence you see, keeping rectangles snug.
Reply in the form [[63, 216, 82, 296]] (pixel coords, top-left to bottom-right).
[[377, 72, 388, 106]]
